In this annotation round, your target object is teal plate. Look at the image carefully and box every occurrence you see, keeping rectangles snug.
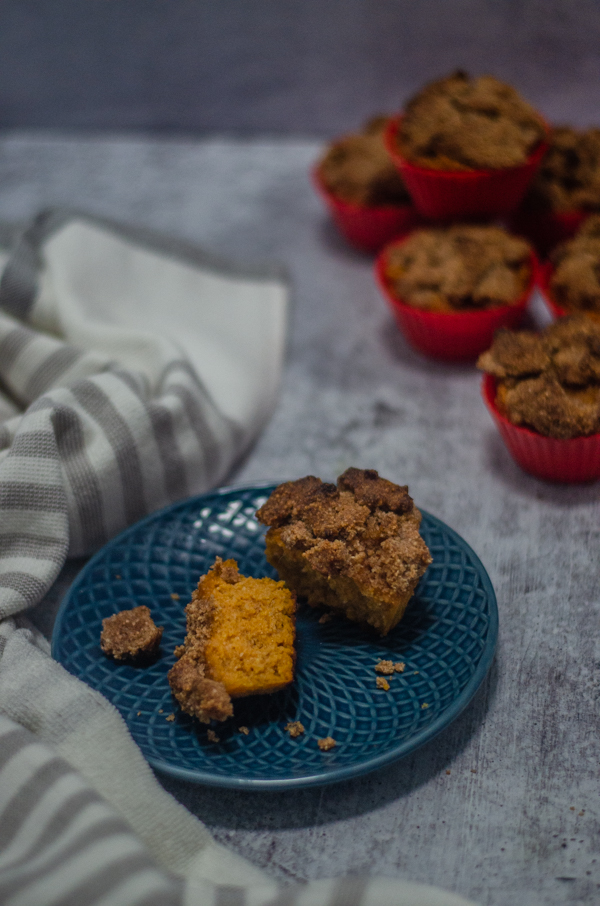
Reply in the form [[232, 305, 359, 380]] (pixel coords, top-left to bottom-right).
[[52, 483, 498, 790]]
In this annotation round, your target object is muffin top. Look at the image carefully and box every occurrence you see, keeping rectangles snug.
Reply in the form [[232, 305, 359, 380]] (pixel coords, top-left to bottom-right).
[[383, 224, 532, 312], [318, 116, 410, 206], [398, 71, 546, 171], [522, 126, 600, 212], [477, 315, 600, 438], [549, 215, 600, 313]]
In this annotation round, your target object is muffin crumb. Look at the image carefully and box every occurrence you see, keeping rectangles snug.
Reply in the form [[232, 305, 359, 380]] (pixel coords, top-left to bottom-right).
[[375, 659, 396, 675], [317, 737, 336, 751], [376, 677, 391, 691], [239, 726, 250, 735], [285, 721, 305, 738]]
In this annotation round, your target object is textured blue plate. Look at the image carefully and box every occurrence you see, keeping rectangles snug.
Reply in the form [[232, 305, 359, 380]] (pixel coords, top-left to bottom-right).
[[52, 483, 498, 790]]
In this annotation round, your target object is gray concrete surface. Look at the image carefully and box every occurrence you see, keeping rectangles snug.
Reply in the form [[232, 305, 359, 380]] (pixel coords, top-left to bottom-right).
[[1, 0, 600, 135], [2, 133, 598, 905]]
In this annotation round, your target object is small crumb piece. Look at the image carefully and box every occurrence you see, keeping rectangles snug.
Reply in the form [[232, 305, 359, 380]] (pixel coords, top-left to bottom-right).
[[170, 593, 180, 600], [207, 730, 220, 743], [285, 721, 305, 738], [376, 677, 390, 691], [319, 613, 333, 624], [317, 737, 336, 751], [115, 575, 121, 580], [570, 806, 575, 811], [579, 810, 585, 816], [100, 605, 163, 663], [166, 713, 175, 722], [421, 702, 429, 709], [446, 769, 451, 775], [375, 659, 395, 675], [414, 671, 419, 674], [137, 711, 141, 717], [158, 709, 164, 714], [471, 768, 477, 773], [239, 726, 250, 735], [394, 662, 406, 673]]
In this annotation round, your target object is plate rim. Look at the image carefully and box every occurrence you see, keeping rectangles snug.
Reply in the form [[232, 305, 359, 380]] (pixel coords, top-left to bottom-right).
[[52, 481, 498, 791]]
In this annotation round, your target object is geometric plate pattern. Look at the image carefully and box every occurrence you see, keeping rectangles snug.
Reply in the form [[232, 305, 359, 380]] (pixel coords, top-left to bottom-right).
[[52, 483, 498, 791]]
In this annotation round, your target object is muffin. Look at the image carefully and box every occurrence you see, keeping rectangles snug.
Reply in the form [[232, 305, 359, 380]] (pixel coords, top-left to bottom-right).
[[478, 316, 600, 438], [523, 127, 600, 213], [376, 225, 534, 359], [314, 116, 418, 251], [168, 558, 296, 723], [318, 116, 411, 206], [385, 71, 548, 219], [541, 215, 600, 317], [478, 316, 600, 481], [256, 468, 432, 637], [398, 71, 546, 171]]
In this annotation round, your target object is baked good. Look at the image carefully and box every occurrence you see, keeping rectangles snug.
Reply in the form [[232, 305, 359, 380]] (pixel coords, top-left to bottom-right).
[[256, 468, 432, 636], [100, 605, 163, 663], [168, 558, 296, 723], [477, 315, 600, 438], [548, 215, 600, 314], [397, 71, 546, 171], [522, 126, 600, 213], [318, 116, 410, 206], [383, 225, 532, 312]]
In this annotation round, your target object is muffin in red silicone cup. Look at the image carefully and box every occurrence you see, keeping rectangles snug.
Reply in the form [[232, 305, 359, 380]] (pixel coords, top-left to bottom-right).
[[314, 116, 420, 252], [384, 71, 549, 220], [478, 316, 600, 482], [375, 224, 535, 360], [510, 126, 600, 256], [536, 215, 600, 321]]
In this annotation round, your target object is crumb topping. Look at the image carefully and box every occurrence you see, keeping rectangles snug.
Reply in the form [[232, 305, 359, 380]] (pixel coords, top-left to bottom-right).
[[100, 605, 163, 663], [398, 71, 546, 171], [375, 659, 396, 675], [317, 737, 337, 751], [376, 677, 391, 690], [383, 225, 532, 312], [285, 721, 305, 738], [478, 314, 600, 438], [319, 116, 410, 206]]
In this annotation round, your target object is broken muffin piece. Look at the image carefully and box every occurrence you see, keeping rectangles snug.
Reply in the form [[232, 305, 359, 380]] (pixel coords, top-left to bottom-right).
[[100, 605, 163, 663], [167, 558, 296, 723], [256, 469, 432, 636]]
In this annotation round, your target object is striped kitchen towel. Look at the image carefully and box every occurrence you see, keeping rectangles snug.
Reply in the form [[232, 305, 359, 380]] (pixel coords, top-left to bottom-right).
[[0, 211, 477, 905]]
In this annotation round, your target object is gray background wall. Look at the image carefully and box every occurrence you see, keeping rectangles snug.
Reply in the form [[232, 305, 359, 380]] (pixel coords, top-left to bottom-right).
[[1, 0, 599, 136]]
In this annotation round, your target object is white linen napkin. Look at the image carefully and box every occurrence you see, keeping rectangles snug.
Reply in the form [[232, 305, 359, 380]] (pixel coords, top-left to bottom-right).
[[0, 211, 478, 906]]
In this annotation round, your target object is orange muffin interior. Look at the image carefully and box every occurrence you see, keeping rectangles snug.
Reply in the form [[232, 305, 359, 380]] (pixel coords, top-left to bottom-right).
[[168, 557, 296, 722]]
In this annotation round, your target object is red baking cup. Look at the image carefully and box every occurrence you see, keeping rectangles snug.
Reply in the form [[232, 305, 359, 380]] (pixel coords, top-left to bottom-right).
[[375, 241, 535, 360], [385, 117, 549, 221], [482, 373, 600, 482], [312, 165, 420, 253], [509, 206, 588, 257]]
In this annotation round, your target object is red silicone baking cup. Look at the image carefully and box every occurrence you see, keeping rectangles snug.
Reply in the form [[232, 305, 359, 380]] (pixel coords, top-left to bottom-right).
[[482, 373, 600, 482], [312, 164, 420, 253], [509, 207, 588, 258], [375, 239, 535, 360], [385, 117, 549, 221]]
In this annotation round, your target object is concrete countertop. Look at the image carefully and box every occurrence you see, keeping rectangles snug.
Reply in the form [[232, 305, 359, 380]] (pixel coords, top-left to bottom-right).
[[4, 132, 598, 906]]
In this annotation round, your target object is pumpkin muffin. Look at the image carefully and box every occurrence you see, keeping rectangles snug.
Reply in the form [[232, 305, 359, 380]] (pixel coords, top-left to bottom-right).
[[318, 116, 411, 206], [548, 215, 600, 315], [522, 126, 600, 213], [477, 315, 600, 439], [256, 468, 432, 636], [397, 71, 546, 171], [382, 224, 533, 313], [168, 558, 296, 723]]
